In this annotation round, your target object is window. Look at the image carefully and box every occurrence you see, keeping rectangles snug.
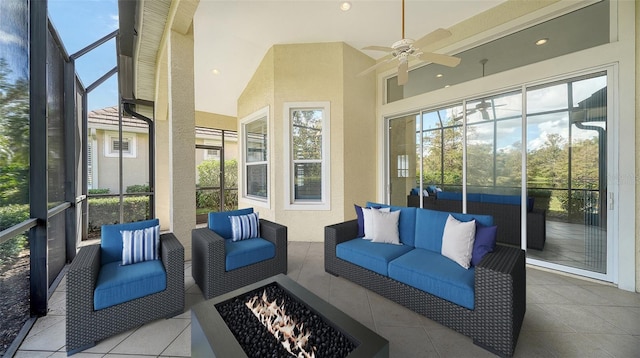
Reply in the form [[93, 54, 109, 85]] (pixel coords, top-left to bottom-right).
[[241, 107, 269, 204], [397, 155, 409, 177], [284, 102, 330, 210], [104, 132, 137, 158]]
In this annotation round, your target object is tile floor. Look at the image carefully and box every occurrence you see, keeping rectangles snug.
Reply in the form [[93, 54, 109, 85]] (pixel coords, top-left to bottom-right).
[[15, 242, 640, 357]]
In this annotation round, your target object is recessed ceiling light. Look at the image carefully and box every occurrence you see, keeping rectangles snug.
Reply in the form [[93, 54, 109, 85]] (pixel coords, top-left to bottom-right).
[[340, 2, 351, 11], [535, 38, 548, 46], [436, 73, 443, 78], [444, 85, 451, 88], [211, 69, 220, 75]]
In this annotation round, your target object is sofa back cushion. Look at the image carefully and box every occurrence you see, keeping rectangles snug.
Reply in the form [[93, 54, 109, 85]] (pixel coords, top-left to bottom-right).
[[208, 208, 254, 240], [480, 194, 534, 211], [414, 209, 493, 252], [366, 202, 417, 247], [101, 218, 160, 265]]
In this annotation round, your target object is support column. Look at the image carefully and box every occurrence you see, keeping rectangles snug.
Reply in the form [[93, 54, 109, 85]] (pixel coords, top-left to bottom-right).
[[167, 27, 196, 258]]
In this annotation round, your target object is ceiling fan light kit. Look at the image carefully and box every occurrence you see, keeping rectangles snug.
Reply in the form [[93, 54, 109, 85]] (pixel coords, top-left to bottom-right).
[[358, 0, 461, 86]]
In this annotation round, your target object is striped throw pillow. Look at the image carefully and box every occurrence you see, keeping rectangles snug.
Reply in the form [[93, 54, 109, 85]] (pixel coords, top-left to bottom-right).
[[121, 225, 160, 265], [230, 212, 260, 241]]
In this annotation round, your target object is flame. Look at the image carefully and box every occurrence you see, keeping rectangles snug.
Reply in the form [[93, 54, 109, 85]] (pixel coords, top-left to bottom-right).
[[245, 290, 316, 358]]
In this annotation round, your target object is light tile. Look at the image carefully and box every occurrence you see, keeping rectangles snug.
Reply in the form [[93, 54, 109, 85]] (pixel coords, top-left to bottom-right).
[[376, 325, 438, 357], [160, 324, 191, 357], [538, 304, 625, 334], [110, 318, 190, 355], [18, 315, 65, 351], [427, 328, 496, 357], [83, 329, 133, 354]]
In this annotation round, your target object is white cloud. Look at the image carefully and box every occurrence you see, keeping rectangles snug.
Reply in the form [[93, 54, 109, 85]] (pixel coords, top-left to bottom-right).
[[109, 14, 119, 30], [0, 29, 24, 46]]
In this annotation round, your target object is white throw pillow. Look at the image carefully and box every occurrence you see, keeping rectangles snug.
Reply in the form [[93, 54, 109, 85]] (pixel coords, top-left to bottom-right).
[[362, 207, 390, 240], [441, 214, 476, 269], [370, 209, 401, 245]]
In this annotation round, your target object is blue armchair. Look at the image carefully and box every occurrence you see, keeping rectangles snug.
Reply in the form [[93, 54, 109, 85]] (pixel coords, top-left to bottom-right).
[[66, 219, 184, 355], [191, 208, 287, 299]]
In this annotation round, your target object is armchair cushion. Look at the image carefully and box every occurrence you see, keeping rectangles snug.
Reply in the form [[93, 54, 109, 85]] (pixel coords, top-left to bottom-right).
[[121, 225, 160, 265], [94, 259, 167, 310], [208, 208, 254, 240], [225, 237, 275, 271], [230, 212, 260, 241], [101, 218, 160, 265]]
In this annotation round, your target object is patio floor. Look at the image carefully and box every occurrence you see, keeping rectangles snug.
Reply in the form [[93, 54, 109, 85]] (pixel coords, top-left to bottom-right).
[[15, 242, 640, 357]]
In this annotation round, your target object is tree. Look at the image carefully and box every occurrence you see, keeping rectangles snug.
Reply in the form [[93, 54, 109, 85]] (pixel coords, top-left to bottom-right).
[[0, 58, 29, 205]]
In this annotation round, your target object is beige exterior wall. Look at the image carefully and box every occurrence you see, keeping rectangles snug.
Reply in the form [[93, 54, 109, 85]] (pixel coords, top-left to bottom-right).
[[93, 129, 150, 193], [195, 111, 236, 131], [238, 43, 376, 241]]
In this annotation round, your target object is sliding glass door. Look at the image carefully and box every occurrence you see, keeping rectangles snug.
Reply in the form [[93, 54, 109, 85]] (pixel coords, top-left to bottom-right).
[[526, 72, 608, 275], [386, 70, 611, 280]]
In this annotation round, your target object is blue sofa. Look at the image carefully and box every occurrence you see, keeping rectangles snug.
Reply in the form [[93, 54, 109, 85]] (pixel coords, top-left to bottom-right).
[[408, 191, 546, 250], [325, 203, 526, 357]]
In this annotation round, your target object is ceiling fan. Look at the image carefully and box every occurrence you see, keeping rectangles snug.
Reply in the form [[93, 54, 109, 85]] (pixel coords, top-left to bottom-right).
[[454, 59, 505, 120], [358, 0, 461, 86]]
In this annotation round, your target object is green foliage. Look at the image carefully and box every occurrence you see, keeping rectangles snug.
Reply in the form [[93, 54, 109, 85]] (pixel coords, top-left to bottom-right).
[[87, 196, 150, 232], [0, 204, 29, 266], [126, 184, 150, 193], [88, 188, 110, 195], [196, 159, 238, 211], [0, 58, 29, 206]]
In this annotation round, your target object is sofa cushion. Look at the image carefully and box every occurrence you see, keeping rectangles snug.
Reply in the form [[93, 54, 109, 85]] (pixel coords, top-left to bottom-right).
[[208, 208, 254, 240], [388, 248, 476, 309], [441, 214, 476, 269], [366, 202, 417, 247], [101, 218, 160, 265], [336, 238, 413, 276], [480, 194, 534, 211], [363, 207, 391, 239], [415, 209, 493, 253], [94, 259, 166, 310], [370, 209, 401, 245], [471, 223, 497, 266], [225, 237, 275, 271], [436, 191, 462, 201]]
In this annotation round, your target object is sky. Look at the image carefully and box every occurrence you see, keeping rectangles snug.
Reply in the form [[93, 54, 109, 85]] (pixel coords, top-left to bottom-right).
[[48, 0, 119, 111]]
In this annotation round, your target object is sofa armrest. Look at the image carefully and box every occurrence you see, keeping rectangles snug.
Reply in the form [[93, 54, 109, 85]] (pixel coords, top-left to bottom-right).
[[324, 220, 358, 276], [475, 245, 526, 355], [325, 220, 359, 247], [67, 244, 101, 315], [192, 227, 226, 294]]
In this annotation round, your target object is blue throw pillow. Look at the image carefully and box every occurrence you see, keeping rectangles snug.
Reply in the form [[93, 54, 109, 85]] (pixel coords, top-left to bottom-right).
[[230, 212, 260, 241], [209, 208, 254, 239], [121, 225, 160, 266], [471, 223, 497, 266]]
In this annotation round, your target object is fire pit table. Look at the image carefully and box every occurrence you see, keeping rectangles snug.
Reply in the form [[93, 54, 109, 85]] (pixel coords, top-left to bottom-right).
[[192, 274, 389, 357]]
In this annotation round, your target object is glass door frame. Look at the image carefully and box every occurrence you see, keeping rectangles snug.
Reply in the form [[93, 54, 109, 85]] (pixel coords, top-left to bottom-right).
[[383, 65, 617, 284]]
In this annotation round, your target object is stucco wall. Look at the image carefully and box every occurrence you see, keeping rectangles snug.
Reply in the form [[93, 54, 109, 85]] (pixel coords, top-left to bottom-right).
[[238, 43, 376, 241], [95, 130, 150, 193], [195, 111, 236, 131]]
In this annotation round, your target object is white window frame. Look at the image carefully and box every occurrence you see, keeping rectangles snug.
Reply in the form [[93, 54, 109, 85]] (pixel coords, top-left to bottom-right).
[[240, 106, 270, 207], [104, 131, 137, 158], [283, 101, 331, 210]]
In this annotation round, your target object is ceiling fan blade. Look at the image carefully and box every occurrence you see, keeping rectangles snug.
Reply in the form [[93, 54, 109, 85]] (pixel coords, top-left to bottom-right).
[[362, 45, 394, 52], [357, 56, 394, 77], [397, 61, 408, 86], [418, 52, 461, 67], [413, 28, 452, 49], [480, 109, 490, 120]]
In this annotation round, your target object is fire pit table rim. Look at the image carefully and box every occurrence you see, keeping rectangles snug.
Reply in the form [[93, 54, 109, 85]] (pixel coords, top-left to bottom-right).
[[191, 274, 389, 358]]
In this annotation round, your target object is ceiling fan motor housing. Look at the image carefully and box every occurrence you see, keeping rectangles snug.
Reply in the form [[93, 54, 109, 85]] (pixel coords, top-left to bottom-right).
[[392, 38, 415, 55]]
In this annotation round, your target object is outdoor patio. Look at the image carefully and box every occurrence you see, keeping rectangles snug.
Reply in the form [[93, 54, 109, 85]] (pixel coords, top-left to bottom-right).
[[15, 242, 640, 357]]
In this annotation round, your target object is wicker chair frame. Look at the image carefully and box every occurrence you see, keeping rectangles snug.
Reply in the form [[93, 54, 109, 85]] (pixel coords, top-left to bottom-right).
[[191, 219, 287, 300], [66, 233, 185, 355], [325, 220, 526, 358]]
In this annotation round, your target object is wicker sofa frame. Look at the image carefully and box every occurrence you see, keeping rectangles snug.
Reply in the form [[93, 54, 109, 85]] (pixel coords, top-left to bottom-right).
[[325, 220, 526, 358], [408, 195, 546, 250], [66, 233, 185, 355], [192, 219, 287, 300]]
